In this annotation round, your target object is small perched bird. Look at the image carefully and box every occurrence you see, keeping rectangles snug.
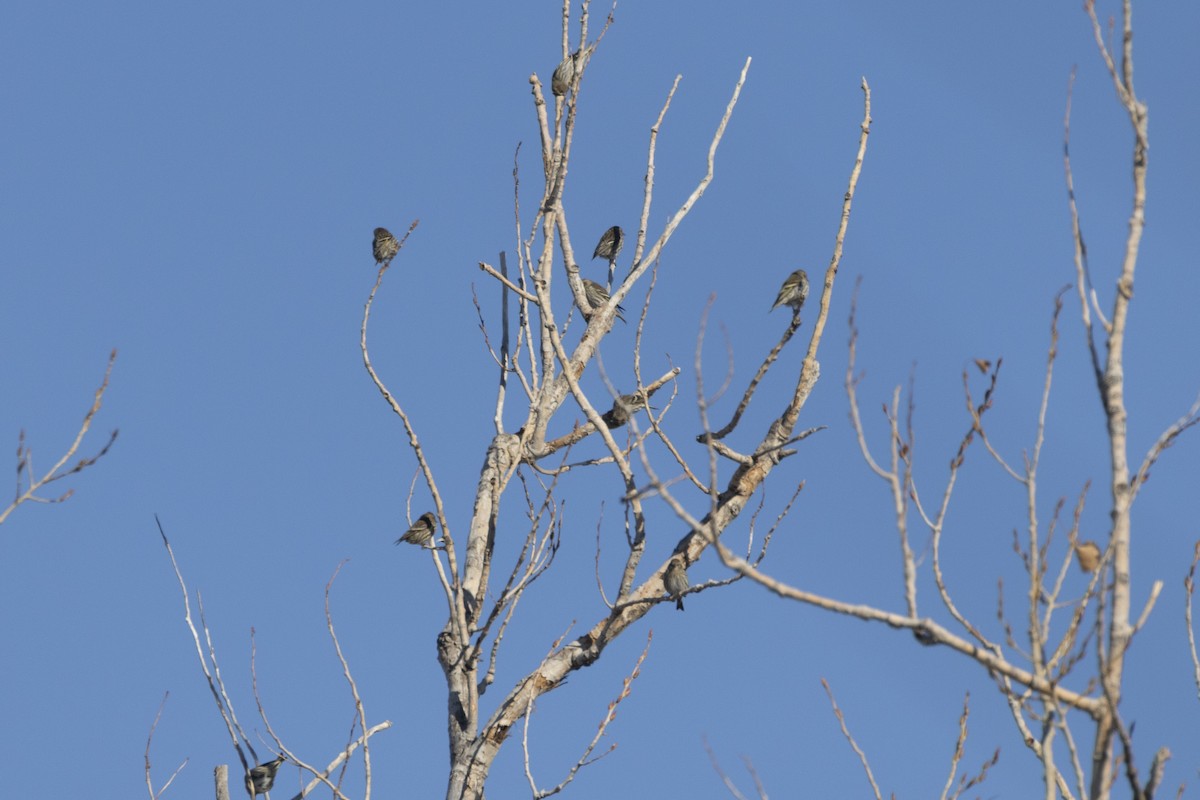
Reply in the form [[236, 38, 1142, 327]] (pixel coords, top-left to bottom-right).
[[396, 512, 437, 547], [663, 558, 689, 611], [581, 279, 625, 322], [246, 755, 286, 797], [373, 227, 400, 264], [551, 51, 579, 97], [602, 392, 648, 429], [592, 226, 624, 264], [1075, 540, 1101, 573], [770, 268, 810, 313], [912, 625, 938, 646]]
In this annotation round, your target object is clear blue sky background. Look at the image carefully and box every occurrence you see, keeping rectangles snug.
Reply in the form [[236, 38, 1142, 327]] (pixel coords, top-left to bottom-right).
[[3, 2, 1199, 797]]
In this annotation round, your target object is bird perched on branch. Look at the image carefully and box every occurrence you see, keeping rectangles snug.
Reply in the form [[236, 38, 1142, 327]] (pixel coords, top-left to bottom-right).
[[551, 50, 580, 97], [592, 226, 624, 265], [246, 755, 286, 797], [396, 512, 437, 547], [663, 558, 689, 611], [602, 392, 648, 429], [771, 268, 809, 313], [581, 279, 625, 323], [373, 227, 400, 265]]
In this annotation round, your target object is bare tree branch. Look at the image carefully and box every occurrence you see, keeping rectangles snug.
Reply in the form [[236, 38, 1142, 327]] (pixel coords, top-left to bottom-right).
[[821, 679, 883, 800], [158, 517, 255, 782], [145, 691, 188, 800], [1186, 542, 1200, 703], [2, 348, 118, 527], [522, 632, 650, 798]]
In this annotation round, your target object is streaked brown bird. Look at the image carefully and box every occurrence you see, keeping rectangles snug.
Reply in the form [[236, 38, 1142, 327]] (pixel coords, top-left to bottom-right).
[[551, 51, 579, 97], [1075, 540, 1101, 573], [592, 226, 624, 264], [602, 392, 648, 429], [247, 755, 286, 797], [581, 279, 625, 322], [396, 512, 437, 547], [663, 558, 689, 611], [770, 268, 809, 313], [373, 227, 400, 264]]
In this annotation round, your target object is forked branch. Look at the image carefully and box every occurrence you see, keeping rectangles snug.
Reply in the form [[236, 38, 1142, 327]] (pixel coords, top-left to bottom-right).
[[2, 348, 119, 527]]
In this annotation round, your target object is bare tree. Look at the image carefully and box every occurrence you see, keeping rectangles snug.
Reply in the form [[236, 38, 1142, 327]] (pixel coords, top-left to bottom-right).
[[155, 1, 1194, 798], [357, 2, 873, 797], [677, 1, 1197, 798]]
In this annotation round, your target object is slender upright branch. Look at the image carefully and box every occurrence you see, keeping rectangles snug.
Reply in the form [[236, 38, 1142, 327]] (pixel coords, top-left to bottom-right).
[[1082, 1, 1148, 791], [821, 678, 884, 800]]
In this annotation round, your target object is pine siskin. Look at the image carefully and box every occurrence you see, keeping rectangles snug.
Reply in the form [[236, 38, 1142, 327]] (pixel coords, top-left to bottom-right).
[[396, 512, 437, 547], [663, 558, 689, 611], [602, 392, 647, 429], [373, 227, 400, 264], [551, 51, 579, 97], [246, 755, 286, 797], [592, 226, 624, 263], [581, 279, 625, 322], [1075, 540, 1101, 573], [770, 268, 809, 313]]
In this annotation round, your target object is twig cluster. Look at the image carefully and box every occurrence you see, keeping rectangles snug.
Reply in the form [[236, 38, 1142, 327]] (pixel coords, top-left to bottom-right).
[[682, 2, 1197, 798], [2, 349, 118, 527], [157, 519, 391, 799]]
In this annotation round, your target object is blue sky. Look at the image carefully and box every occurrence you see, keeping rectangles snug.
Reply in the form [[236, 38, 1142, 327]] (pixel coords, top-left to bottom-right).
[[3, 2, 1199, 797]]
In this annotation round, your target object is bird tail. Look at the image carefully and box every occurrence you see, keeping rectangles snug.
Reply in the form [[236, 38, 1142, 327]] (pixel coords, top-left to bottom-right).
[[675, 598, 685, 611]]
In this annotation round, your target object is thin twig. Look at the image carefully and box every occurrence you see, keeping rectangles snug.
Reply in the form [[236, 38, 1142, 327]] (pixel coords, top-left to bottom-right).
[[144, 691, 188, 800], [704, 737, 751, 800], [821, 678, 883, 800], [939, 693, 971, 800], [1186, 542, 1200, 702], [705, 313, 802, 441], [526, 632, 652, 798], [324, 562, 373, 800]]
